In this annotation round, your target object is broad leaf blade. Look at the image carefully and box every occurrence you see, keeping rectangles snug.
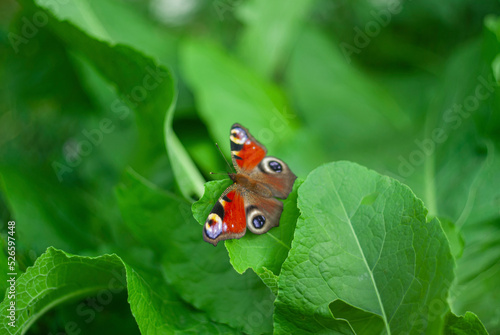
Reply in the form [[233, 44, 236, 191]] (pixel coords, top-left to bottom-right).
[[34, 0, 175, 178], [274, 161, 455, 334], [116, 169, 275, 334], [0, 247, 127, 334], [124, 264, 236, 334], [329, 300, 385, 335], [236, 0, 315, 78], [0, 247, 236, 334]]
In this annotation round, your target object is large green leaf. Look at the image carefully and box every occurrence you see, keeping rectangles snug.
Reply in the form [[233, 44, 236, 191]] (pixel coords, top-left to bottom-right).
[[124, 264, 236, 334], [236, 0, 315, 78], [1, 0, 177, 259], [33, 0, 175, 178], [285, 27, 409, 160], [0, 168, 95, 254], [274, 161, 455, 334], [34, 0, 203, 200], [35, 0, 177, 62], [401, 34, 500, 333], [0, 247, 235, 334], [0, 247, 128, 334], [115, 169, 275, 334]]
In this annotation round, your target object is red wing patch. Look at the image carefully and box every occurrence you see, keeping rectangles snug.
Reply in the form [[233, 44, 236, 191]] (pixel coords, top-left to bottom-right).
[[230, 124, 266, 172], [203, 186, 247, 246]]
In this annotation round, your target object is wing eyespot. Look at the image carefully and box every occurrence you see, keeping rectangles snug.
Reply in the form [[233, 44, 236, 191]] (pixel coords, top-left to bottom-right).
[[205, 213, 223, 239], [259, 157, 286, 174], [246, 206, 268, 233], [268, 160, 283, 173], [252, 215, 266, 229]]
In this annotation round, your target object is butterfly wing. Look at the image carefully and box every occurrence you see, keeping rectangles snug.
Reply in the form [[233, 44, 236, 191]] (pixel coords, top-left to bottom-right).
[[241, 190, 284, 235], [230, 123, 267, 173], [204, 123, 296, 246], [249, 156, 297, 199], [203, 184, 285, 246], [230, 123, 296, 199], [203, 184, 247, 246]]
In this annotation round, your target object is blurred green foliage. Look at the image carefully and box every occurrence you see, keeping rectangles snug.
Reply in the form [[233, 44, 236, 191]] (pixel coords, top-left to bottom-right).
[[0, 0, 500, 333]]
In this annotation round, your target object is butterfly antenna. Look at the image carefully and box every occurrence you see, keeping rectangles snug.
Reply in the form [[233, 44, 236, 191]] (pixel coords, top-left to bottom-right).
[[215, 142, 233, 173]]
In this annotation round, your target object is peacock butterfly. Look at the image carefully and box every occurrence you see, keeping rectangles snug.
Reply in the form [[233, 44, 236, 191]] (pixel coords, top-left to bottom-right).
[[203, 123, 297, 246]]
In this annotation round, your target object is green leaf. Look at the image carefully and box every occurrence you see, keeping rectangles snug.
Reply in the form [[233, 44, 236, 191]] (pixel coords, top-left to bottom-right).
[[259, 268, 279, 296], [0, 247, 126, 334], [36, 0, 177, 61], [236, 0, 315, 78], [33, 0, 175, 178], [116, 169, 275, 334], [274, 161, 455, 334], [124, 264, 236, 334], [164, 96, 205, 200], [439, 217, 465, 260], [180, 37, 294, 155], [226, 179, 302, 276], [443, 311, 489, 335], [0, 247, 235, 334], [0, 168, 97, 254], [485, 15, 500, 41], [401, 35, 500, 332], [286, 27, 409, 153], [451, 218, 500, 333], [329, 300, 385, 335], [193, 179, 303, 276]]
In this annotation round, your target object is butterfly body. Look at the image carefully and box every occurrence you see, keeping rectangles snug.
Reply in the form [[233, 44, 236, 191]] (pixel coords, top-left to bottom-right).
[[229, 173, 273, 198], [203, 123, 297, 246]]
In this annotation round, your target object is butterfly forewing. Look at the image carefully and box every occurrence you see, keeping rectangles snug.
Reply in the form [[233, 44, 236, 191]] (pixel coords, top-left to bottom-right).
[[230, 124, 267, 172]]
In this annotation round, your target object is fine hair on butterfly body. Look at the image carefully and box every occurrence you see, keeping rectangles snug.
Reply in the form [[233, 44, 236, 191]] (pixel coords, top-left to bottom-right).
[[203, 123, 297, 246]]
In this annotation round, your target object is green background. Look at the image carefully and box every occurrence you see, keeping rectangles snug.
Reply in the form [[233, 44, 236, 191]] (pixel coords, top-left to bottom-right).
[[0, 0, 499, 333]]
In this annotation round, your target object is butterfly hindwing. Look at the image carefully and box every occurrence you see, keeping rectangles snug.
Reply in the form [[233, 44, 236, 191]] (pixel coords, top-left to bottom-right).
[[242, 190, 284, 235], [250, 156, 297, 199], [203, 184, 247, 246], [230, 124, 296, 199]]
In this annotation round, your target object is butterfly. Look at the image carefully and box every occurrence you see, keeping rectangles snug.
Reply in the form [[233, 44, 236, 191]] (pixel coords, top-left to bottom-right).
[[203, 123, 297, 246]]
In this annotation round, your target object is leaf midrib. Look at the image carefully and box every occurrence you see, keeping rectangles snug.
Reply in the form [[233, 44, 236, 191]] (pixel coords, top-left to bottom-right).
[[329, 174, 391, 335]]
